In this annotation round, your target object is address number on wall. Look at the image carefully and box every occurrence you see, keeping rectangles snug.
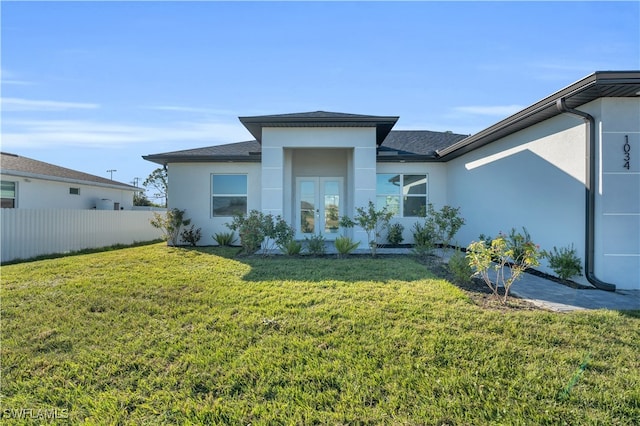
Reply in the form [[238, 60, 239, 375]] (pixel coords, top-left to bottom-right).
[[623, 135, 631, 170]]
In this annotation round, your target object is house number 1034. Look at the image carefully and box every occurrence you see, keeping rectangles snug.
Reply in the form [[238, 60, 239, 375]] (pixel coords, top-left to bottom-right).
[[623, 135, 630, 170]]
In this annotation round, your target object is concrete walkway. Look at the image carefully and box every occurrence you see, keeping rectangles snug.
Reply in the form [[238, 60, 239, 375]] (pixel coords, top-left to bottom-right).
[[509, 273, 640, 312]]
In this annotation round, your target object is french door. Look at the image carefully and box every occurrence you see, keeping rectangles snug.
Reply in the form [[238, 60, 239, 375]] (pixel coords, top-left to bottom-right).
[[296, 177, 343, 240]]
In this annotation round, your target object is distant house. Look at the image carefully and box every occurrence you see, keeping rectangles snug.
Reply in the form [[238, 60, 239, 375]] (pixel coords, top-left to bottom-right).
[[144, 71, 640, 290], [1, 152, 139, 210]]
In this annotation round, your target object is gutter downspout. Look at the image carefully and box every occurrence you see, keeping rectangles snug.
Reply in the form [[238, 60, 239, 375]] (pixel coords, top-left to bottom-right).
[[556, 98, 616, 291]]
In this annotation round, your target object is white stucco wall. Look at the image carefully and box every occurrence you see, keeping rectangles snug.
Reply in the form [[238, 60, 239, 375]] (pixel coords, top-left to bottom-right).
[[447, 98, 640, 290], [0, 174, 135, 210], [447, 111, 589, 284], [167, 162, 262, 246], [376, 162, 448, 244]]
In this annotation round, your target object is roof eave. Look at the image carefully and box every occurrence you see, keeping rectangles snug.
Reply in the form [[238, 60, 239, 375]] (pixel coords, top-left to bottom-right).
[[436, 71, 640, 160], [142, 155, 262, 165], [238, 115, 399, 145]]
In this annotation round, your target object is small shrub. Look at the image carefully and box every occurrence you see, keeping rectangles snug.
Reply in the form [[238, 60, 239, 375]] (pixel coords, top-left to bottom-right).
[[448, 249, 473, 284], [412, 221, 436, 259], [213, 231, 236, 247], [150, 208, 191, 246], [226, 210, 295, 255], [466, 229, 542, 303], [543, 244, 583, 281], [386, 222, 405, 245], [280, 240, 303, 256], [180, 225, 202, 247], [334, 236, 360, 258], [305, 234, 326, 256], [227, 210, 266, 254], [507, 227, 533, 264]]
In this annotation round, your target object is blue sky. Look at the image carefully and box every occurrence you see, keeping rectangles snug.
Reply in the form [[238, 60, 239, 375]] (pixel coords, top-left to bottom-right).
[[1, 1, 638, 192]]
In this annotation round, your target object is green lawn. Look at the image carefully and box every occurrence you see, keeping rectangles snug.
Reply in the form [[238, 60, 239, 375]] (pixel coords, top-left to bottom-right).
[[1, 243, 639, 424]]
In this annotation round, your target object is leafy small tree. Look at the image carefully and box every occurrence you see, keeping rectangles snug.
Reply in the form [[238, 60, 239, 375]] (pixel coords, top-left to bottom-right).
[[466, 229, 542, 303], [430, 204, 465, 254], [150, 208, 191, 246], [340, 201, 394, 257], [143, 167, 168, 208]]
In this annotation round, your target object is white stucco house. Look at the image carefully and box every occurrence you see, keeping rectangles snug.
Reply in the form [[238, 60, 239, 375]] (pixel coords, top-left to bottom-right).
[[143, 71, 640, 291], [1, 152, 139, 210]]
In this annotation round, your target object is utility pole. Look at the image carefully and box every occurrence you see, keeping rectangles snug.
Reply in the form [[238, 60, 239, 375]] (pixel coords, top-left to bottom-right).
[[107, 169, 117, 180], [131, 177, 141, 187]]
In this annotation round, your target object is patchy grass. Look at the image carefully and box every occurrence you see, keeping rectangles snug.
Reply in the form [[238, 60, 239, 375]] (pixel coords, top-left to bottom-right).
[[1, 243, 639, 424]]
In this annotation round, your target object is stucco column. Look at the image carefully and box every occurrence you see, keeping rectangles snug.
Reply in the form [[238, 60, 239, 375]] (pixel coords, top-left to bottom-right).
[[352, 146, 377, 248], [261, 146, 284, 217]]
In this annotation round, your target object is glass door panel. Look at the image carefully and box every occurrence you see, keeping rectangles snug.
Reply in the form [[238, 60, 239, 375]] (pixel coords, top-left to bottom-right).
[[323, 180, 340, 234], [299, 180, 316, 236]]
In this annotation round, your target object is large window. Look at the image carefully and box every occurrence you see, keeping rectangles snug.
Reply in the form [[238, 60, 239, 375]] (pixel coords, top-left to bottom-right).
[[1, 181, 16, 208], [376, 174, 427, 217], [212, 174, 247, 217]]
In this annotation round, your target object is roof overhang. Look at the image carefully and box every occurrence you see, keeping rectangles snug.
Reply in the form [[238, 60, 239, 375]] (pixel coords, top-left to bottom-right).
[[238, 112, 399, 145], [142, 155, 261, 166], [436, 71, 640, 160], [1, 170, 140, 192]]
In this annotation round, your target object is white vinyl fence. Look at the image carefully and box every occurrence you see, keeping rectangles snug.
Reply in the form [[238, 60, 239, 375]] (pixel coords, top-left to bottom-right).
[[1, 209, 165, 263]]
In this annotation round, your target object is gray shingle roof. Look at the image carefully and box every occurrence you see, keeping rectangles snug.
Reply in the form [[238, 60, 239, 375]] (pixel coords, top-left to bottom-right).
[[1, 152, 139, 190], [143, 131, 467, 165], [239, 110, 399, 145]]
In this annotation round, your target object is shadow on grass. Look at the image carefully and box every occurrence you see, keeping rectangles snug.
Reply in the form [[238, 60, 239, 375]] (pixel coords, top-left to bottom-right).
[[181, 246, 432, 283], [1, 239, 164, 266]]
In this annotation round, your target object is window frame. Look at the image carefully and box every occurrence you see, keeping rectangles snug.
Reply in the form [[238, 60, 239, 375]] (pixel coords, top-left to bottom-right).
[[69, 187, 80, 195], [376, 173, 428, 217], [1, 181, 17, 208], [211, 173, 248, 217]]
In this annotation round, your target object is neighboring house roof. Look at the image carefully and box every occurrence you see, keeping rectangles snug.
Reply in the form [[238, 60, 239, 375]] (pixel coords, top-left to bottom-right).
[[0, 152, 139, 191], [437, 71, 640, 160], [143, 130, 468, 165], [239, 111, 399, 145]]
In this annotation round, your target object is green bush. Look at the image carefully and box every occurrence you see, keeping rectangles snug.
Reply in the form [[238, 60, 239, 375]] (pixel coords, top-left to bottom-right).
[[180, 225, 202, 247], [334, 236, 360, 258], [411, 221, 436, 259], [213, 231, 236, 247], [227, 210, 266, 254], [227, 210, 295, 255], [448, 249, 473, 284], [543, 244, 583, 281], [280, 240, 303, 256], [305, 234, 326, 256], [386, 222, 405, 245]]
